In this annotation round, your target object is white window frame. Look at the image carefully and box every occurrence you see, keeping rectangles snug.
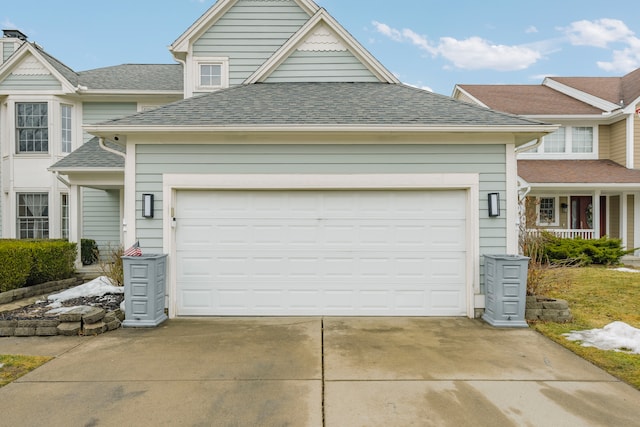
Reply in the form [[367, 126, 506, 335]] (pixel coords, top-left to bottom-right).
[[17, 192, 49, 239], [536, 196, 559, 226], [61, 104, 72, 153], [519, 125, 598, 159], [194, 57, 229, 92], [61, 193, 69, 240], [16, 102, 49, 154]]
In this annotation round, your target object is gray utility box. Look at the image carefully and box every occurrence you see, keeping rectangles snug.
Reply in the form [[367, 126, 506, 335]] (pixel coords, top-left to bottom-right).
[[122, 254, 168, 327], [482, 254, 530, 328]]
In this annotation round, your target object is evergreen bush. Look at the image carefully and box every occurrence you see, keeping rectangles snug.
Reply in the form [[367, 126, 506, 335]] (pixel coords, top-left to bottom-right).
[[81, 238, 99, 265]]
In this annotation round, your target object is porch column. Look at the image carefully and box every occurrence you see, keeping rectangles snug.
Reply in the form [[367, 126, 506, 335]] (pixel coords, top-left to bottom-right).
[[593, 190, 601, 238], [635, 193, 640, 256], [621, 193, 629, 250], [69, 184, 83, 269]]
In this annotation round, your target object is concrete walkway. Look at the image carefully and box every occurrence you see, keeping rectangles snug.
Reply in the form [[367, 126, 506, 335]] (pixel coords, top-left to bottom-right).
[[0, 317, 639, 426]]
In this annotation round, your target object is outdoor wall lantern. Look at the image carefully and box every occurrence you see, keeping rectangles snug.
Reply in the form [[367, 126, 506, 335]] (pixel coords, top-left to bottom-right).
[[142, 193, 154, 218], [488, 193, 500, 217]]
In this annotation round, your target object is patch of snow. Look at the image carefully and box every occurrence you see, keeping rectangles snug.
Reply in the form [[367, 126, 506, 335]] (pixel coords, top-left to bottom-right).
[[120, 300, 126, 314], [612, 267, 640, 273], [564, 321, 640, 354], [45, 305, 93, 316], [46, 276, 123, 308], [0, 363, 4, 369]]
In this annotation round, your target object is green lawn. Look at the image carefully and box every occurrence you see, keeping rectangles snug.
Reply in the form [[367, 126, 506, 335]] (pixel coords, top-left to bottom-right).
[[0, 354, 52, 387], [531, 266, 640, 389]]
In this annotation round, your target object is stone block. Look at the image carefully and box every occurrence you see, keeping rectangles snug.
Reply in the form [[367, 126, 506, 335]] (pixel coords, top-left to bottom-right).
[[57, 322, 82, 336], [525, 309, 542, 320], [106, 319, 121, 331], [542, 300, 569, 310], [58, 306, 94, 322], [14, 327, 36, 337], [36, 320, 60, 328], [83, 322, 107, 335], [525, 297, 544, 309], [36, 327, 59, 336], [17, 320, 42, 328], [0, 327, 16, 337], [82, 307, 106, 324], [540, 309, 561, 321], [0, 293, 13, 304], [0, 320, 18, 328]]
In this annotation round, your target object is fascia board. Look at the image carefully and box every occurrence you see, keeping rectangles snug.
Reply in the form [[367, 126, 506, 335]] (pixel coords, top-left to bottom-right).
[[245, 9, 399, 84], [524, 182, 640, 189], [85, 124, 559, 135], [543, 78, 621, 112], [78, 90, 184, 96], [451, 86, 490, 108], [48, 167, 124, 173]]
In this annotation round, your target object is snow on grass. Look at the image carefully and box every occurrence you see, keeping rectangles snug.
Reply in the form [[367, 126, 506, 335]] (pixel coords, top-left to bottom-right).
[[564, 321, 640, 354], [46, 276, 123, 309], [611, 267, 640, 273]]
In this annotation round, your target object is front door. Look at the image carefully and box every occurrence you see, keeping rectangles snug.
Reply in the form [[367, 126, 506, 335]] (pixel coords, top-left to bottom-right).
[[571, 196, 593, 230]]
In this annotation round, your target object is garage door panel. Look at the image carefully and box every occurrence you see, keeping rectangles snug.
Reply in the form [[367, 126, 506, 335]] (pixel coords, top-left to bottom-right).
[[175, 190, 467, 316]]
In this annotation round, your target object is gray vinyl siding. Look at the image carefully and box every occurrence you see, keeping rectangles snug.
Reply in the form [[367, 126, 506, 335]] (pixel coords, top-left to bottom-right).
[[265, 50, 379, 83], [193, 0, 310, 85], [82, 189, 120, 259], [135, 143, 507, 290], [82, 102, 138, 142], [3, 42, 15, 62], [0, 74, 62, 91]]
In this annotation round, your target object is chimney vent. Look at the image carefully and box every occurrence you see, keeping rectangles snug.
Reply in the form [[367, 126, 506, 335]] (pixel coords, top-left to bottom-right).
[[3, 30, 28, 41]]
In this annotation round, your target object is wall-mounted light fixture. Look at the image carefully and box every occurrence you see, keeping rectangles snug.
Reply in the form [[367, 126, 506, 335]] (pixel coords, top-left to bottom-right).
[[488, 193, 500, 217], [142, 193, 154, 218], [561, 203, 568, 213]]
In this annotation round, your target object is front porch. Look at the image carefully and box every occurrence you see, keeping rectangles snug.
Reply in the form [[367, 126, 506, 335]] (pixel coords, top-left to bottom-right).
[[528, 228, 595, 239]]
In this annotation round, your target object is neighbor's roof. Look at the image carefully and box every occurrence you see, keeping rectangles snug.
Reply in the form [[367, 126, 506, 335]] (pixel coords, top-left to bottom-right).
[[49, 138, 124, 171], [91, 82, 548, 128], [77, 64, 183, 91], [518, 160, 640, 184], [549, 68, 640, 106], [457, 85, 604, 116]]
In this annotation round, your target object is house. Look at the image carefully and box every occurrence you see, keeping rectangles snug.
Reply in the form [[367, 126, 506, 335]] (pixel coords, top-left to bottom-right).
[[453, 71, 640, 254], [2, 0, 553, 318]]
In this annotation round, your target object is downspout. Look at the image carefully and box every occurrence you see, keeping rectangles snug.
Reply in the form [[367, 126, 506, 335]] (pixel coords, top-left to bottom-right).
[[53, 171, 70, 187], [99, 137, 126, 159]]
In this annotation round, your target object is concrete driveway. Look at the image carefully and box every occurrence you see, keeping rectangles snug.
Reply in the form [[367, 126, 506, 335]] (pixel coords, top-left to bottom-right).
[[0, 317, 639, 426]]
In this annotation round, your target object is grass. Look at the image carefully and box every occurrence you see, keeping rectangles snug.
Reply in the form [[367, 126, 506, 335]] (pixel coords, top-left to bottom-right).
[[0, 354, 52, 387], [530, 266, 640, 389]]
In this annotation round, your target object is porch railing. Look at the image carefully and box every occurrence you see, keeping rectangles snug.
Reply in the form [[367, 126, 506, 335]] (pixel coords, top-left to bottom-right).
[[528, 229, 595, 239]]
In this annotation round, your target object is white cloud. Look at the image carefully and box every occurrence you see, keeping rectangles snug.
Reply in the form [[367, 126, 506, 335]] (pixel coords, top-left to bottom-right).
[[373, 21, 542, 71], [562, 18, 640, 73], [526, 26, 539, 34], [564, 18, 634, 48]]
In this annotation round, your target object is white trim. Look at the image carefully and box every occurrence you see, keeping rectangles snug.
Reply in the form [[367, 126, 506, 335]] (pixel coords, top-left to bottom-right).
[[634, 193, 640, 256], [193, 57, 229, 92], [627, 114, 634, 169], [543, 78, 621, 112], [451, 86, 490, 109], [621, 193, 629, 250], [162, 173, 480, 319], [123, 142, 136, 247], [518, 124, 599, 160], [505, 143, 518, 253], [536, 195, 560, 226], [244, 9, 399, 84]]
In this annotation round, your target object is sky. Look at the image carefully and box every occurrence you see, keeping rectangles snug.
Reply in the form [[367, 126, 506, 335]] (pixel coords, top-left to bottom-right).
[[2, 0, 640, 95]]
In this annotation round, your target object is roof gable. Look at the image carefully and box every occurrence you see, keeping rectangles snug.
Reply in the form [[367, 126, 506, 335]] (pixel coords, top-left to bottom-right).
[[244, 9, 398, 84], [0, 43, 77, 93], [170, 0, 320, 57]]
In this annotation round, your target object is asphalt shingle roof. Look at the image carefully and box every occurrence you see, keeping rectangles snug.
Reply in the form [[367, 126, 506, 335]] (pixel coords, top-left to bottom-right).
[[50, 138, 124, 170], [95, 82, 545, 128], [78, 64, 183, 91], [519, 160, 640, 184]]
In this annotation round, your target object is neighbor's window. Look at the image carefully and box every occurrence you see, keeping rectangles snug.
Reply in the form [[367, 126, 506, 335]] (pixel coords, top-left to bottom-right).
[[538, 197, 556, 225], [61, 104, 72, 153], [543, 128, 566, 153], [572, 127, 594, 153], [17, 193, 49, 239], [16, 102, 48, 153], [61, 193, 69, 240]]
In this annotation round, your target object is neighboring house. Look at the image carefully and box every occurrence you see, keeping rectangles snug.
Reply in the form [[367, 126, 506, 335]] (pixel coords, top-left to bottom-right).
[[0, 30, 183, 254], [453, 70, 640, 253], [6, 0, 553, 318]]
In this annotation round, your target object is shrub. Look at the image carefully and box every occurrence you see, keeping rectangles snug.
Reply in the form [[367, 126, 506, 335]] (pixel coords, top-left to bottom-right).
[[99, 245, 124, 287], [27, 240, 77, 285], [0, 241, 33, 292], [0, 240, 76, 292], [543, 235, 630, 266], [81, 239, 99, 265]]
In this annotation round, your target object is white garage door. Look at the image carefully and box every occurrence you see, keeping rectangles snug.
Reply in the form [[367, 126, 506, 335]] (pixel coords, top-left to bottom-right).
[[175, 190, 467, 316]]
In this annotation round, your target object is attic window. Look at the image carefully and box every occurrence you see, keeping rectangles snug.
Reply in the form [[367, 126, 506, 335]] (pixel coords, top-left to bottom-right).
[[195, 58, 229, 91]]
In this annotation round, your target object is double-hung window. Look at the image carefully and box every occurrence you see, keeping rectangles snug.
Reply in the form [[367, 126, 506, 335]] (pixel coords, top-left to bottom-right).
[[17, 193, 49, 239], [537, 197, 558, 226], [61, 104, 72, 153], [61, 193, 69, 240], [16, 102, 48, 153]]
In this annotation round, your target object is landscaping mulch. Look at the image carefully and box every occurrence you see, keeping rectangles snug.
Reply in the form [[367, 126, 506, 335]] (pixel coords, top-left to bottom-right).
[[0, 294, 124, 321]]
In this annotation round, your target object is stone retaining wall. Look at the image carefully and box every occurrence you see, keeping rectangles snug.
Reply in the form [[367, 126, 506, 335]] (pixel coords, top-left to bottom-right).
[[526, 296, 572, 322], [0, 308, 125, 337], [0, 277, 83, 305]]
